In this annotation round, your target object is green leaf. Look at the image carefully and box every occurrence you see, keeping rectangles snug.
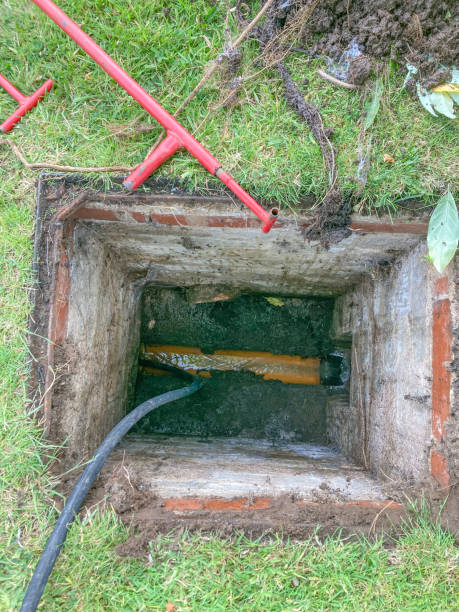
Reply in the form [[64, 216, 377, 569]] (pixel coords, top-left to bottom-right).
[[427, 191, 459, 273], [416, 84, 457, 119], [364, 77, 383, 130], [429, 92, 456, 119]]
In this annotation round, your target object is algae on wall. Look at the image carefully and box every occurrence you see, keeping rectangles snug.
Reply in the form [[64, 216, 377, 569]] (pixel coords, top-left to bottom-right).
[[134, 288, 335, 442], [141, 287, 335, 357], [134, 370, 328, 442]]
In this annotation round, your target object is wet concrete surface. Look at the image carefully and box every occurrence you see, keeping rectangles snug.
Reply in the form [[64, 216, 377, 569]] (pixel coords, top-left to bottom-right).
[[102, 435, 387, 502]]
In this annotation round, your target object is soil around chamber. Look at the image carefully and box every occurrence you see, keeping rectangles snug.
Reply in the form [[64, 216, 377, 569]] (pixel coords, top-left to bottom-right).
[[83, 458, 458, 556], [112, 501, 404, 560], [84, 468, 406, 559], [299, 0, 458, 81]]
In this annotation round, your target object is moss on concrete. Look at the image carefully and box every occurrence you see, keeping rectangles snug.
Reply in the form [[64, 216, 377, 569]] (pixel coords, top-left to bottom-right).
[[134, 371, 328, 443], [135, 287, 335, 440], [141, 287, 335, 357]]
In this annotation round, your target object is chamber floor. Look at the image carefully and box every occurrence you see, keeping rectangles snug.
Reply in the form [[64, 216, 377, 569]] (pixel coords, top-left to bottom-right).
[[104, 436, 387, 502]]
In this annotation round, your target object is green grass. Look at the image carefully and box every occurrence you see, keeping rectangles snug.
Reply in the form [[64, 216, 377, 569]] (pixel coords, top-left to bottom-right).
[[0, 1, 458, 610], [0, 0, 457, 209], [1, 504, 458, 611]]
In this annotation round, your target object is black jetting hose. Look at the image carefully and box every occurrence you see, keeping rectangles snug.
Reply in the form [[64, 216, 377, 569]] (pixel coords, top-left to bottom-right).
[[21, 365, 204, 612]]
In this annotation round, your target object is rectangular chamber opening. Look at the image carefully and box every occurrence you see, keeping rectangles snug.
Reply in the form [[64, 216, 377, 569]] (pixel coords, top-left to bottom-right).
[[113, 287, 381, 502], [135, 288, 336, 442], [30, 178, 455, 532]]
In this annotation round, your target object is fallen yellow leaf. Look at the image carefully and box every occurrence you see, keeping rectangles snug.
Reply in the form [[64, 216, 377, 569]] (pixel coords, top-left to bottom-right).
[[432, 83, 459, 93], [265, 296, 284, 307], [383, 153, 395, 163]]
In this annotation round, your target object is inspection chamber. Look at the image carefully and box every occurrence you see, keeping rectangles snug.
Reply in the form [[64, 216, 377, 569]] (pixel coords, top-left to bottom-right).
[[29, 177, 457, 535]]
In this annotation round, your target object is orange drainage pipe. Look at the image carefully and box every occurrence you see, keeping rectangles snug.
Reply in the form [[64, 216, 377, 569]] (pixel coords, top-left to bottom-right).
[[141, 344, 321, 386]]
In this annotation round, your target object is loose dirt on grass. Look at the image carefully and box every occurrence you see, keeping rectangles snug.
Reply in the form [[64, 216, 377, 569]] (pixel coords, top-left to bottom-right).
[[228, 0, 458, 243], [83, 471, 406, 560], [300, 0, 458, 82]]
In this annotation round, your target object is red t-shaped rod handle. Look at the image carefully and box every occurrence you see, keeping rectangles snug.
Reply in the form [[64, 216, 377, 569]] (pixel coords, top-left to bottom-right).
[[31, 0, 278, 233], [0, 73, 53, 133]]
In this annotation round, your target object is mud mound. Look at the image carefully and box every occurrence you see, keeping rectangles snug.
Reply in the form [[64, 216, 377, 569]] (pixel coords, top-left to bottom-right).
[[302, 0, 458, 79]]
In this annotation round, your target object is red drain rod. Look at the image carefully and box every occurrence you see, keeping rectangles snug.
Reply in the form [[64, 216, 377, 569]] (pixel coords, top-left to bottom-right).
[[0, 73, 53, 133], [31, 0, 279, 233]]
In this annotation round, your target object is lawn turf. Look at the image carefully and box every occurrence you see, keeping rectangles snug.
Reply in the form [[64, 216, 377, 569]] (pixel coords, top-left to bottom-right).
[[0, 1, 458, 610], [1, 0, 458, 210]]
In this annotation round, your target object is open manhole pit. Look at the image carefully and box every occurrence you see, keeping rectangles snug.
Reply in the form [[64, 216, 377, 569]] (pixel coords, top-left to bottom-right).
[[122, 287, 361, 502], [30, 177, 457, 536]]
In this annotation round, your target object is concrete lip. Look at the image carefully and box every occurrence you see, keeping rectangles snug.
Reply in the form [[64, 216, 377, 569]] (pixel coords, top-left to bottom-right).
[[29, 176, 457, 535], [102, 435, 389, 501]]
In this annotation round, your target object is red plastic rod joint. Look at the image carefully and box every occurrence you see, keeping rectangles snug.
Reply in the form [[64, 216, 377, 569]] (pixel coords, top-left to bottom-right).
[[124, 132, 181, 191], [31, 0, 279, 233], [0, 73, 53, 133]]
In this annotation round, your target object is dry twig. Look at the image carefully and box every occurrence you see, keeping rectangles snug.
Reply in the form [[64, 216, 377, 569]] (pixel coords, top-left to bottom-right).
[[0, 138, 133, 173], [146, 0, 276, 155], [107, 118, 157, 138], [176, 0, 276, 116], [369, 500, 398, 534], [317, 69, 358, 90]]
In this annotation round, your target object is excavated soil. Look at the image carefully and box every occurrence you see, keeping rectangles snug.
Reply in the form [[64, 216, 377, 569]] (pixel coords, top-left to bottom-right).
[[84, 471, 406, 559], [235, 0, 458, 243], [301, 0, 458, 81]]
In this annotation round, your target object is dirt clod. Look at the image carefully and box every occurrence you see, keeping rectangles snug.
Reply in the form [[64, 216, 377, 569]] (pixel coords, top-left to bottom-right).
[[348, 55, 372, 85], [422, 68, 453, 91], [303, 189, 352, 247], [301, 0, 458, 81], [102, 469, 150, 514]]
